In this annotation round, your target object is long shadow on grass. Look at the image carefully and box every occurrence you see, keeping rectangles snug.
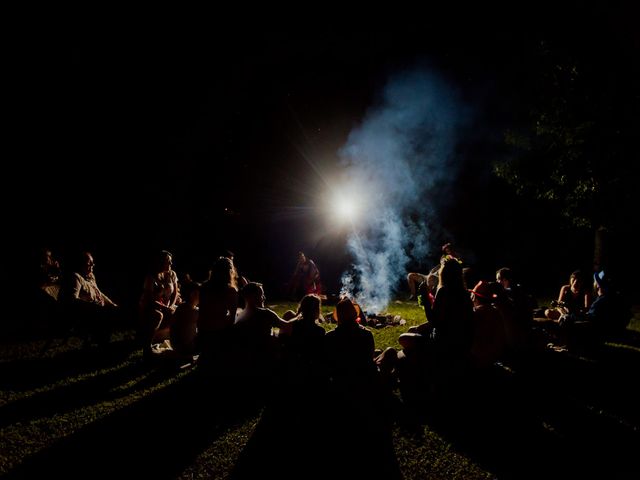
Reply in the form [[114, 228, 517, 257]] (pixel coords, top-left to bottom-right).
[[0, 358, 173, 428], [412, 345, 640, 479], [3, 368, 265, 479], [230, 381, 403, 480], [0, 337, 139, 392]]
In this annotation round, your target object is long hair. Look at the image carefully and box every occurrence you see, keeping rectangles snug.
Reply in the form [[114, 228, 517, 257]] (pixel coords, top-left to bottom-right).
[[439, 258, 465, 290], [209, 256, 238, 290], [297, 294, 321, 322]]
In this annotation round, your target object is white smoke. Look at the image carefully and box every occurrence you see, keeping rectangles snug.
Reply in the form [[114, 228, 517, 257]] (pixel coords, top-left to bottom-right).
[[339, 67, 467, 313]]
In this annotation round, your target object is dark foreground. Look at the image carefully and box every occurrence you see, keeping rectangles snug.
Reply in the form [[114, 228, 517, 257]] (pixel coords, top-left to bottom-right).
[[1, 323, 639, 479]]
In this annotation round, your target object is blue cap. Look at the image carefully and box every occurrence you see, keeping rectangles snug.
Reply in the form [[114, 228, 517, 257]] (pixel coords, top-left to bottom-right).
[[594, 270, 609, 291]]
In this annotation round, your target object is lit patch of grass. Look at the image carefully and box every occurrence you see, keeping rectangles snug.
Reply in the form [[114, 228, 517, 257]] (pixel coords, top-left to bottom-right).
[[628, 306, 640, 333], [107, 370, 155, 394], [269, 299, 426, 350], [0, 336, 84, 363], [604, 342, 640, 354], [177, 416, 260, 480], [393, 425, 494, 479]]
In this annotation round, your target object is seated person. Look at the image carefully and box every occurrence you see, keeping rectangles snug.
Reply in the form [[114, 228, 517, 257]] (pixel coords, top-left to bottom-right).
[[407, 243, 463, 301], [545, 270, 592, 320], [418, 273, 438, 307], [37, 247, 62, 300], [233, 282, 293, 377], [280, 294, 327, 389], [139, 250, 180, 355], [494, 268, 532, 354], [468, 281, 506, 370], [29, 247, 64, 336], [558, 270, 632, 342], [325, 297, 378, 387], [406, 271, 426, 301], [429, 242, 463, 274], [170, 279, 200, 358], [62, 251, 119, 344]]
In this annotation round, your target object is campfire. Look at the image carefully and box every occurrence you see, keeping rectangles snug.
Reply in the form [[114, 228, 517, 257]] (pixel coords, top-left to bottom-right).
[[322, 296, 408, 328]]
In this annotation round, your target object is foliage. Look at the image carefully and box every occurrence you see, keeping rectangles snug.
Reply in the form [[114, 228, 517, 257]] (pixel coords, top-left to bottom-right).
[[494, 39, 639, 231]]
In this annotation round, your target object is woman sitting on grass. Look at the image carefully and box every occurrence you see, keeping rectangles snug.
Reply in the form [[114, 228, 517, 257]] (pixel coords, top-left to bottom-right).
[[545, 270, 592, 321]]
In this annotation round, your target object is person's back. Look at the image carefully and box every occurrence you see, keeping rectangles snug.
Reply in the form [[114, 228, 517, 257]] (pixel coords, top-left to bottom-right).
[[232, 282, 291, 378], [198, 282, 237, 333], [423, 259, 474, 389], [468, 282, 507, 370], [198, 257, 238, 335], [234, 307, 278, 348], [170, 280, 200, 356], [325, 298, 377, 383], [496, 267, 532, 354]]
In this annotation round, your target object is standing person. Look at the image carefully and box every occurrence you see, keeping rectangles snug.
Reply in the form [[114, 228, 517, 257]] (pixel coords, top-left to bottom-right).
[[138, 250, 180, 356], [289, 251, 321, 300]]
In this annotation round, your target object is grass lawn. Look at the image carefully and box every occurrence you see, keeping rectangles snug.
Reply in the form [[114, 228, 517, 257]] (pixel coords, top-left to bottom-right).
[[1, 300, 639, 479]]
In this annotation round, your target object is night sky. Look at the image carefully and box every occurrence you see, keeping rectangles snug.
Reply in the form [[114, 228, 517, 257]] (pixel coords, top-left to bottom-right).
[[7, 5, 639, 305]]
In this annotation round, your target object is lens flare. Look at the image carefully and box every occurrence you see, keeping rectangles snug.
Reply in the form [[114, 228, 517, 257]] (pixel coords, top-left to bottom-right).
[[332, 194, 360, 222]]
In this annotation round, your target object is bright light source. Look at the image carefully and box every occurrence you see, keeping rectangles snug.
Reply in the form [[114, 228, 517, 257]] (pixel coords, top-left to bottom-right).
[[332, 194, 360, 222]]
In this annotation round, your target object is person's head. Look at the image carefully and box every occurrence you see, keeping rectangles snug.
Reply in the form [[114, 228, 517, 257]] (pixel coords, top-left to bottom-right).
[[569, 270, 584, 293], [242, 282, 265, 308], [496, 267, 513, 288], [462, 267, 478, 290], [469, 280, 498, 306], [297, 294, 322, 321], [181, 280, 201, 305], [442, 243, 454, 256], [335, 297, 359, 325], [156, 250, 173, 273], [41, 248, 58, 267], [439, 257, 464, 289], [210, 256, 238, 289], [297, 251, 307, 263], [593, 270, 610, 296], [80, 251, 95, 277]]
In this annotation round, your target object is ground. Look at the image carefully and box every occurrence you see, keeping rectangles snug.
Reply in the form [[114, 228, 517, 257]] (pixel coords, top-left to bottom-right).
[[1, 302, 639, 479]]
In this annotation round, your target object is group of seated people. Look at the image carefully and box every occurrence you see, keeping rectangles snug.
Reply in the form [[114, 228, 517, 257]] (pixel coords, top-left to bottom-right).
[[29, 244, 632, 410], [540, 269, 631, 349], [29, 248, 123, 344]]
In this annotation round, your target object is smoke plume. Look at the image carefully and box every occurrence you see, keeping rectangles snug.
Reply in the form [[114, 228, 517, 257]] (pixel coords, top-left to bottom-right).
[[339, 67, 467, 312]]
